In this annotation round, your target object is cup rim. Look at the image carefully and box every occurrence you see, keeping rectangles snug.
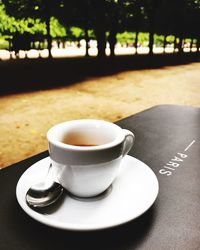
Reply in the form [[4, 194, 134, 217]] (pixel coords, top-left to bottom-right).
[[47, 119, 125, 151]]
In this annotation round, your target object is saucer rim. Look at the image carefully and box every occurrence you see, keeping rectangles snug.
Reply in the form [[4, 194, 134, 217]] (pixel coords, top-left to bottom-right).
[[16, 155, 159, 231]]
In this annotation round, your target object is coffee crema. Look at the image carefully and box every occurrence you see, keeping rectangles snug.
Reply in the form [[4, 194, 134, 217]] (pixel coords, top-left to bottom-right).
[[62, 141, 98, 147], [71, 144, 98, 147]]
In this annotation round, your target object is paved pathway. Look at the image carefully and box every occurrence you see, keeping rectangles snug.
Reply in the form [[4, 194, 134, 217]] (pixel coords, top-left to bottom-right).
[[0, 62, 200, 168]]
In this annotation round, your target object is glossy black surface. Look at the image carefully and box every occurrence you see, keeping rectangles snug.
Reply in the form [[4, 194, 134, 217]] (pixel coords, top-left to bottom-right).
[[1, 105, 200, 250]]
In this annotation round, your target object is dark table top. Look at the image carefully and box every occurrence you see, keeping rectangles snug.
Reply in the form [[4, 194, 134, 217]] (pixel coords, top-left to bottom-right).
[[1, 104, 200, 250]]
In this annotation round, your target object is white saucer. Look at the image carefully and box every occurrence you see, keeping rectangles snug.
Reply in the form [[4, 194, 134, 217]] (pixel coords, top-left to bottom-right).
[[16, 155, 159, 231]]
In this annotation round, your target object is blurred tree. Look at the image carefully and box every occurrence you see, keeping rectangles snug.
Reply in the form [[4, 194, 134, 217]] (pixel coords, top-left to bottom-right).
[[58, 0, 93, 56], [121, 0, 147, 54], [153, 0, 173, 51], [2, 0, 64, 57], [59, 0, 110, 58], [141, 0, 164, 54], [166, 0, 188, 53], [1, 0, 200, 59], [154, 0, 200, 53], [186, 0, 200, 53], [106, 0, 123, 57], [90, 0, 109, 58]]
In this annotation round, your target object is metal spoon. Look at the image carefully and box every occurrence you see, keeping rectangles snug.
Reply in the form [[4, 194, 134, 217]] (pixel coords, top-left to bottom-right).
[[26, 163, 64, 208]]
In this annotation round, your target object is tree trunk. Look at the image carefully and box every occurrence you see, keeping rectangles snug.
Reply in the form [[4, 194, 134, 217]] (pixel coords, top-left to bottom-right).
[[96, 29, 106, 59], [163, 35, 167, 53], [108, 30, 117, 58], [178, 37, 183, 53], [85, 27, 89, 57], [173, 36, 177, 52], [149, 31, 154, 55], [135, 31, 139, 54], [190, 38, 194, 52], [196, 38, 200, 53], [46, 16, 52, 58], [148, 9, 156, 55], [93, 1, 107, 59]]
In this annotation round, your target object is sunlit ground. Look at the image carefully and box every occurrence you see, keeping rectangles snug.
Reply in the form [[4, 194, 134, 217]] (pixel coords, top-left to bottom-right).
[[0, 43, 197, 60], [1, 60, 200, 168]]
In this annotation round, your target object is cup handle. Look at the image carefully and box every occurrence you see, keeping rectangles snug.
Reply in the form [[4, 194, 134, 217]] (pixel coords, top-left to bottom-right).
[[122, 129, 135, 157]]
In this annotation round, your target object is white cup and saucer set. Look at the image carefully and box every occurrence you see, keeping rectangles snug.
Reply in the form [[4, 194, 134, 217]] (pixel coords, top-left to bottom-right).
[[16, 119, 159, 231]]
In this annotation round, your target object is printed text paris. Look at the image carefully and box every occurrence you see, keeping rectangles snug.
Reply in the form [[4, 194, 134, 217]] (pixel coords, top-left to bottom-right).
[[159, 140, 196, 176]]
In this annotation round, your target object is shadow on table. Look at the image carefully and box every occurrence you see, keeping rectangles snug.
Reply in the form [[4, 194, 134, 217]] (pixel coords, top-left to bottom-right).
[[11, 199, 156, 250], [0, 53, 200, 96]]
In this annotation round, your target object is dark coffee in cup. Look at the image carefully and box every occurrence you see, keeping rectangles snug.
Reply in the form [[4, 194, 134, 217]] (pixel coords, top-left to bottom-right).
[[63, 142, 98, 147], [61, 129, 111, 147]]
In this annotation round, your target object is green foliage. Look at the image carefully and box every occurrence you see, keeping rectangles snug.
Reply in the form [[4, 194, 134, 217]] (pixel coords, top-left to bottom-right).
[[138, 32, 149, 45], [64, 27, 95, 41], [50, 17, 66, 38], [116, 31, 159, 46], [70, 27, 84, 39], [116, 31, 135, 44], [88, 29, 95, 40], [0, 0, 200, 53], [0, 1, 67, 39], [153, 34, 164, 46], [0, 2, 45, 35], [0, 37, 9, 49], [0, 3, 16, 35], [166, 35, 175, 43]]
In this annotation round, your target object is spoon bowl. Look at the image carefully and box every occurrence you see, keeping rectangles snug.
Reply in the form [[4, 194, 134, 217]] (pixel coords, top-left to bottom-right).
[[26, 182, 64, 208], [25, 164, 64, 208]]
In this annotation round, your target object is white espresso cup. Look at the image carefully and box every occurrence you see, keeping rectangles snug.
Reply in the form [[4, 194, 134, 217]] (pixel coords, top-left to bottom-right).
[[47, 119, 135, 198]]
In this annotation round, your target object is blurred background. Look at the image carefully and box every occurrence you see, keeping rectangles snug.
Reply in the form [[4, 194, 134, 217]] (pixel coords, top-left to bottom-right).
[[0, 0, 200, 168], [0, 0, 200, 59]]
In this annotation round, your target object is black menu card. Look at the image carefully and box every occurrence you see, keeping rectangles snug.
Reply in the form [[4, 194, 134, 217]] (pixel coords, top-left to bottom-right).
[[0, 104, 200, 250]]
